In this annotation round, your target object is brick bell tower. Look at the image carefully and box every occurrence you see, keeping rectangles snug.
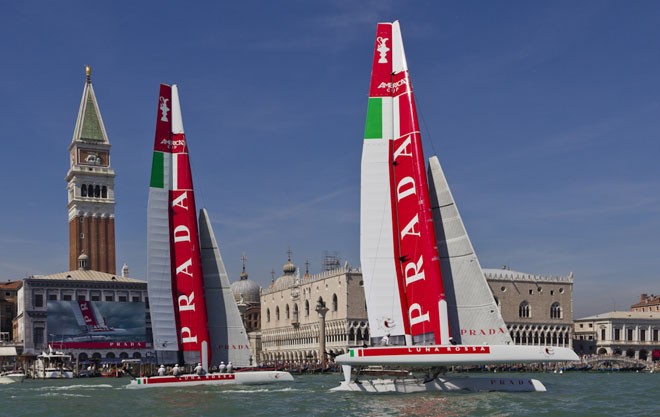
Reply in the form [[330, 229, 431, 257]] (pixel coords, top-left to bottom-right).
[[65, 66, 116, 273]]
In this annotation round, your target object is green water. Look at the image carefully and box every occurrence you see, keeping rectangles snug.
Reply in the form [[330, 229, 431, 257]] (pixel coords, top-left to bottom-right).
[[1, 372, 657, 417]]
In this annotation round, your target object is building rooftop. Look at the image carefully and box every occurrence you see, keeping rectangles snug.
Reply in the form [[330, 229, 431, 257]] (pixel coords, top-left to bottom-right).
[[29, 270, 144, 284], [576, 311, 660, 321], [483, 268, 573, 283], [0, 281, 22, 291]]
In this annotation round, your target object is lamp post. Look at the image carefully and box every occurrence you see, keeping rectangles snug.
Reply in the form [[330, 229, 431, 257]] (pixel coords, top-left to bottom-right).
[[315, 298, 329, 368]]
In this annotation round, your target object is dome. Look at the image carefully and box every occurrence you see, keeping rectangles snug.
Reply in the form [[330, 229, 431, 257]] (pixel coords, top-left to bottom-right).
[[273, 273, 295, 289], [231, 278, 260, 304], [283, 259, 296, 275]]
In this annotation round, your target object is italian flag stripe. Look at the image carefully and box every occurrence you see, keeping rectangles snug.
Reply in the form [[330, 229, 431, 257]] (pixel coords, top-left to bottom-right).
[[364, 97, 394, 140], [150, 152, 165, 188], [364, 98, 383, 139]]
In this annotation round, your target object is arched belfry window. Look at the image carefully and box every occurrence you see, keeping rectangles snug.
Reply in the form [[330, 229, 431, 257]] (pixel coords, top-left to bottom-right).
[[94, 185, 101, 198], [81, 184, 87, 197], [102, 186, 108, 198], [519, 301, 531, 318], [550, 302, 562, 319]]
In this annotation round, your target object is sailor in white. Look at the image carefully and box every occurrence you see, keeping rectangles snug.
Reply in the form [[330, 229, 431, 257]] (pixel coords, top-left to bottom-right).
[[226, 362, 233, 373], [157, 364, 166, 376], [172, 364, 181, 376], [219, 361, 227, 373], [380, 333, 390, 345], [194, 363, 206, 376]]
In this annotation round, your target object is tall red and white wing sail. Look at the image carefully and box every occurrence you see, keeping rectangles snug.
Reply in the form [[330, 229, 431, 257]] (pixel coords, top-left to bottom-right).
[[362, 21, 448, 345], [148, 84, 212, 367]]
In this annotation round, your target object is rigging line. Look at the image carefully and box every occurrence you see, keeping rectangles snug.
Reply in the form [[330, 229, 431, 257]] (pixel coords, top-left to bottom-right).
[[415, 92, 439, 161]]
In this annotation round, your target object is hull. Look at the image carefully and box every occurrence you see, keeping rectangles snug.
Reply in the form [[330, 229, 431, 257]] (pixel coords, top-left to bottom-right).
[[0, 373, 26, 384], [35, 369, 74, 379], [331, 375, 547, 393], [126, 371, 294, 389], [337, 344, 579, 367]]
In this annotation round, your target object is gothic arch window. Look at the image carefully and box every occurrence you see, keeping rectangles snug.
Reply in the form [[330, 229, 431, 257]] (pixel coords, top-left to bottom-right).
[[293, 304, 299, 322], [81, 184, 87, 197], [276, 306, 280, 321], [102, 186, 108, 198], [332, 294, 338, 312], [285, 304, 290, 320], [305, 300, 310, 317], [266, 308, 270, 322], [519, 301, 531, 318], [550, 302, 562, 319]]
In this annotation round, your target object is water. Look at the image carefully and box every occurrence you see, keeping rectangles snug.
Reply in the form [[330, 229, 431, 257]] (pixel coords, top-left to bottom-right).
[[0, 372, 657, 417]]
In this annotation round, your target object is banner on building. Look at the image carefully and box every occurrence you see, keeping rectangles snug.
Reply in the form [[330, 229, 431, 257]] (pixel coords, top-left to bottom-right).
[[47, 300, 147, 349]]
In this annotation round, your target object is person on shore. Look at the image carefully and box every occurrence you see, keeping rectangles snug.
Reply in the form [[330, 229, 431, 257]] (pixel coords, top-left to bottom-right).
[[158, 364, 166, 376], [226, 362, 233, 373], [172, 364, 180, 376], [194, 363, 206, 376]]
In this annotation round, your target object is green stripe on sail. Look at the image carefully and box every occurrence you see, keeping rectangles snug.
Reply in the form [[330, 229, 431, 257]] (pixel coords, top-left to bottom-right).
[[364, 97, 383, 139], [150, 152, 165, 188]]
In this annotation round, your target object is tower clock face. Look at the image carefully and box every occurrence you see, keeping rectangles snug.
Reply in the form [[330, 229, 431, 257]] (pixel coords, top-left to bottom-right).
[[78, 149, 109, 167]]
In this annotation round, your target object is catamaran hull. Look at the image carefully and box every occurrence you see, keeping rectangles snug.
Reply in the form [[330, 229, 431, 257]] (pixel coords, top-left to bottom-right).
[[126, 371, 294, 389], [336, 344, 579, 367], [331, 375, 546, 393]]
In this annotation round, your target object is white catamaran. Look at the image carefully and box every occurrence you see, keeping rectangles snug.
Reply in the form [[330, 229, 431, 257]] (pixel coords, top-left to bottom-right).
[[332, 21, 578, 393], [127, 85, 293, 388]]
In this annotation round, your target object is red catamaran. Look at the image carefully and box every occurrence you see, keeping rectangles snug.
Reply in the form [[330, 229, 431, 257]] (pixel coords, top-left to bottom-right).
[[333, 21, 578, 393], [127, 85, 293, 388]]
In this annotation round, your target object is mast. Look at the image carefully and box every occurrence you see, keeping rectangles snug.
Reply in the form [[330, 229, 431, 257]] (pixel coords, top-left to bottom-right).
[[148, 84, 211, 368], [362, 21, 448, 345]]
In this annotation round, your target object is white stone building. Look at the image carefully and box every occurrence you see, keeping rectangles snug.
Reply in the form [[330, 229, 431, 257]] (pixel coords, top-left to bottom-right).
[[573, 311, 660, 362], [260, 256, 367, 364]]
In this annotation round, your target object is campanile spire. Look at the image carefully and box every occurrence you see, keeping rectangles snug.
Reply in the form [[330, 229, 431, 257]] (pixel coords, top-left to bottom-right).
[[65, 67, 116, 273]]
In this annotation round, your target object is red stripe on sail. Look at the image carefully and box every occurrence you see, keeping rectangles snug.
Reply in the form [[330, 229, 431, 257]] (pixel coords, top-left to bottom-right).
[[389, 30, 447, 344], [77, 301, 98, 327], [154, 85, 173, 153], [395, 77, 415, 135], [174, 150, 193, 190], [369, 23, 393, 97], [170, 189, 210, 357]]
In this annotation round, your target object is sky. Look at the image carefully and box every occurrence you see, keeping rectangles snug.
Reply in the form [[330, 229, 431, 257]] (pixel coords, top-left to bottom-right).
[[1, 1, 658, 319]]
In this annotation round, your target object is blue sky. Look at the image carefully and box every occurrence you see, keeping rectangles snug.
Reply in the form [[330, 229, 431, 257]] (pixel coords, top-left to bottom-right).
[[1, 1, 658, 318]]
